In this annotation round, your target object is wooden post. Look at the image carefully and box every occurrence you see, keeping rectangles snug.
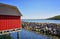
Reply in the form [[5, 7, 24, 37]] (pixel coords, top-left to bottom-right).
[[17, 31, 20, 39]]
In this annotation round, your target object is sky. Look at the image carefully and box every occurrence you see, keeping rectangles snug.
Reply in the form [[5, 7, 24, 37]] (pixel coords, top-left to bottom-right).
[[0, 0, 60, 19]]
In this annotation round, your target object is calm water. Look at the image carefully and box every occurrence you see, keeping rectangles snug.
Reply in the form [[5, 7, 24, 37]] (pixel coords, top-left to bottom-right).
[[22, 19, 60, 24], [10, 19, 60, 39], [11, 29, 60, 39]]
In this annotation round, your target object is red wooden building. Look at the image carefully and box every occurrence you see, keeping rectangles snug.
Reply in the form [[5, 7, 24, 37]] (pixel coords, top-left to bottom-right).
[[0, 3, 22, 35]]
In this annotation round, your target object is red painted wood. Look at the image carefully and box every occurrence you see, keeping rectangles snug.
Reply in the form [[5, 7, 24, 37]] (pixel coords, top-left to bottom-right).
[[0, 15, 21, 30]]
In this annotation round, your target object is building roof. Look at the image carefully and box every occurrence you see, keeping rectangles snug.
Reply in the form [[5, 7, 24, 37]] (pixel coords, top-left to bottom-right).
[[0, 3, 22, 16]]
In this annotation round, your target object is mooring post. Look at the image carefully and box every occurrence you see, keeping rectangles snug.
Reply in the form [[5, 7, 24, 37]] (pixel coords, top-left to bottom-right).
[[17, 31, 20, 39]]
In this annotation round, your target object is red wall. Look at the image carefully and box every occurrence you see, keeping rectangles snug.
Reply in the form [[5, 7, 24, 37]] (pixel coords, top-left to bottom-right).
[[0, 15, 21, 30]]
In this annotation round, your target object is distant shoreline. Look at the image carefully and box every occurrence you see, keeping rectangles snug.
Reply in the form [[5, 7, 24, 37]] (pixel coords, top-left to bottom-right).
[[22, 15, 60, 20]]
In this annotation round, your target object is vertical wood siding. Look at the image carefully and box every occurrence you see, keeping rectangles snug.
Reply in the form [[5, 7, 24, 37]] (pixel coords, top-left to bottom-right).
[[0, 15, 21, 30]]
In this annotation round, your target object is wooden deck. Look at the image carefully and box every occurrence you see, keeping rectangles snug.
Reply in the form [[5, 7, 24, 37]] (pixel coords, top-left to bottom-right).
[[0, 28, 21, 35]]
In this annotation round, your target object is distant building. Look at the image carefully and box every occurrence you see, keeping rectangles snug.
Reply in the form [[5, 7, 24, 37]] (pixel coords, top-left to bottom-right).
[[0, 3, 22, 35]]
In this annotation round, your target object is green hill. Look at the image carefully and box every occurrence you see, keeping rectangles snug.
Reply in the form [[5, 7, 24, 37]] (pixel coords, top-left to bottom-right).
[[47, 15, 60, 20]]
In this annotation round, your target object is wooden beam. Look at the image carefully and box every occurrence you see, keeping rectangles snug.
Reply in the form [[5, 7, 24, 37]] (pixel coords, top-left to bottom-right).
[[17, 31, 20, 39], [0, 28, 21, 35]]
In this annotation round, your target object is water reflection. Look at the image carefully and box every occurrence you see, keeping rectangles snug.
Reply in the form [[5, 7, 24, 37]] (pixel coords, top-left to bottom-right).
[[33, 30, 60, 39], [0, 29, 60, 39], [0, 34, 12, 39], [11, 29, 60, 39]]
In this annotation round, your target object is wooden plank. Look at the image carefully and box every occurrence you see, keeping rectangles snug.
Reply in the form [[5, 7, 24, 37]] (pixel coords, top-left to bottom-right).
[[0, 28, 21, 35], [17, 31, 20, 39]]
